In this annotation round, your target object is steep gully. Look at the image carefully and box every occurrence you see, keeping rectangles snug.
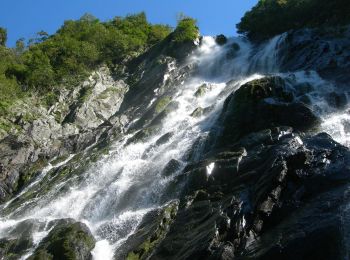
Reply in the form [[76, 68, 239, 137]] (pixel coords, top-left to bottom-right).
[[1, 28, 350, 259]]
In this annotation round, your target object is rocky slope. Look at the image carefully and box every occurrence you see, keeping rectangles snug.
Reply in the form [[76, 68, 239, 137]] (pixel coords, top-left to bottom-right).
[[0, 66, 128, 203], [0, 25, 350, 260]]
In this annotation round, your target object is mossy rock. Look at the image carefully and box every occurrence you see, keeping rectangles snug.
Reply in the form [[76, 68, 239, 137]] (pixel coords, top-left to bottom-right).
[[96, 87, 121, 100], [155, 96, 172, 113], [194, 84, 209, 97], [29, 219, 96, 260], [18, 157, 49, 191], [124, 201, 179, 260], [191, 107, 204, 117], [0, 238, 31, 260], [126, 125, 162, 145], [50, 154, 70, 166], [219, 76, 320, 144]]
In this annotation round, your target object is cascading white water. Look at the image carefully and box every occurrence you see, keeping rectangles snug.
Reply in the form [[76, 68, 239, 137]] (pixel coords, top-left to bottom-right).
[[0, 34, 348, 260]]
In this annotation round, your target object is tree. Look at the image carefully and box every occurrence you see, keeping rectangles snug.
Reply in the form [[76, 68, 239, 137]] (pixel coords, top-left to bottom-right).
[[173, 17, 199, 43], [237, 0, 350, 41], [0, 27, 7, 46], [15, 38, 25, 55]]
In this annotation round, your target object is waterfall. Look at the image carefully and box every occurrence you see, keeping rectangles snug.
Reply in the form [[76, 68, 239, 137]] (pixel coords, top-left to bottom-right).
[[0, 34, 348, 260]]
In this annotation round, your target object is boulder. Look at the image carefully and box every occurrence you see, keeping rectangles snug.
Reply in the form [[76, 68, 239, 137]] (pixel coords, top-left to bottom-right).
[[191, 107, 204, 118], [215, 34, 228, 46], [194, 83, 212, 98], [29, 219, 95, 260], [218, 76, 320, 144]]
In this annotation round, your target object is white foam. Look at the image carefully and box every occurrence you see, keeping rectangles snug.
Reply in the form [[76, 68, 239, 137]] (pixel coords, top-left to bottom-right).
[[206, 162, 215, 176], [92, 240, 114, 260]]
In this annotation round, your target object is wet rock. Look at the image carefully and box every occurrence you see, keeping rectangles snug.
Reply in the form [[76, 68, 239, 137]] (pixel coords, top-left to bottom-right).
[[0, 237, 33, 260], [155, 132, 174, 146], [326, 91, 347, 109], [151, 127, 350, 259], [294, 82, 314, 96], [126, 125, 161, 145], [116, 201, 179, 260], [191, 107, 204, 117], [218, 76, 320, 144], [215, 35, 228, 46], [279, 26, 350, 83], [0, 219, 46, 259], [194, 83, 210, 98], [161, 159, 183, 177], [29, 219, 95, 260]]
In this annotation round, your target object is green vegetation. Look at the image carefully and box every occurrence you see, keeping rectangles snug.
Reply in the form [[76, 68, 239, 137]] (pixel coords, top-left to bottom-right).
[[237, 0, 350, 40], [4, 12, 171, 92], [29, 221, 95, 260], [0, 13, 200, 132], [126, 201, 178, 260], [0, 27, 7, 46], [155, 96, 171, 113], [173, 17, 199, 43], [0, 12, 173, 121], [0, 45, 24, 117]]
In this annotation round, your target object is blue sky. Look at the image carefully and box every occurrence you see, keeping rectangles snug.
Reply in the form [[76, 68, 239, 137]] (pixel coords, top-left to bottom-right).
[[0, 0, 258, 47]]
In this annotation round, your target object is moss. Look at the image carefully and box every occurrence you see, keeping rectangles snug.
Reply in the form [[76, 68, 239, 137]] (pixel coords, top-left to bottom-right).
[[155, 96, 171, 113], [191, 107, 204, 117], [28, 249, 53, 260], [126, 125, 161, 145], [18, 157, 48, 191], [0, 120, 12, 132], [30, 221, 95, 260], [22, 112, 38, 123], [0, 238, 33, 260], [194, 84, 208, 97], [97, 87, 120, 99], [43, 91, 59, 108], [50, 154, 70, 166], [78, 87, 93, 103], [126, 201, 179, 260]]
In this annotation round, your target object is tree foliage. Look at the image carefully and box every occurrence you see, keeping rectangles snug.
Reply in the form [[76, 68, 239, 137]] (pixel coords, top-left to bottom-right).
[[0, 13, 173, 117], [172, 18, 199, 43], [0, 27, 7, 46], [237, 0, 350, 40], [4, 12, 172, 93]]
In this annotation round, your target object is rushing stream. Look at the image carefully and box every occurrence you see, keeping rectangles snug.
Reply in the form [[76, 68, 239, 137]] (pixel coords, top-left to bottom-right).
[[0, 35, 349, 259]]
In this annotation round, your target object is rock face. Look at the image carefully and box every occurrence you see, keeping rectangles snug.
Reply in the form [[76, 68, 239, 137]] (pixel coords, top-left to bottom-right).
[[117, 201, 179, 260], [0, 66, 128, 202], [138, 78, 350, 259], [279, 25, 350, 83], [218, 76, 320, 144], [154, 130, 350, 259]]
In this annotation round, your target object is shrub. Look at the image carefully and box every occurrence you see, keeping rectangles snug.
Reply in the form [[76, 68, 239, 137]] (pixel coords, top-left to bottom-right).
[[173, 18, 199, 43], [4, 12, 173, 92], [237, 0, 350, 41], [0, 27, 7, 46]]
